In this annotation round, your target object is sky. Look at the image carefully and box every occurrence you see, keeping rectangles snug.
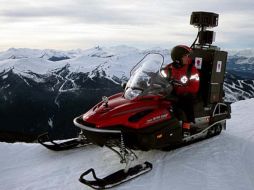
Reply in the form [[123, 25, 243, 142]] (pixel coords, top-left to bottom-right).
[[0, 0, 253, 51]]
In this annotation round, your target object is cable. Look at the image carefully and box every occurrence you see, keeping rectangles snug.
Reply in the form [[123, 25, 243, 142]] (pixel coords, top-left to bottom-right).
[[191, 30, 200, 48]]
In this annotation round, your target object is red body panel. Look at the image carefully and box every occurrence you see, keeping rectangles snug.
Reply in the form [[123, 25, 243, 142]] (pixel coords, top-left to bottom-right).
[[82, 93, 172, 130]]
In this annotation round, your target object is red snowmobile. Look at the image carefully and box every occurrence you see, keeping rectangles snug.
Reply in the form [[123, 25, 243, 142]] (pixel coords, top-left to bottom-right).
[[38, 52, 231, 189], [73, 52, 230, 189], [38, 11, 231, 189]]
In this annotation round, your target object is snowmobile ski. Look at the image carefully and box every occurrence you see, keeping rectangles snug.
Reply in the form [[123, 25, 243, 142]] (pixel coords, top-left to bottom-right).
[[79, 161, 152, 189], [37, 132, 91, 151]]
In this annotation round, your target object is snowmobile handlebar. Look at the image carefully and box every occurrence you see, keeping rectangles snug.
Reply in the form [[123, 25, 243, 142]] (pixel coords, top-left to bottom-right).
[[170, 79, 185, 87]]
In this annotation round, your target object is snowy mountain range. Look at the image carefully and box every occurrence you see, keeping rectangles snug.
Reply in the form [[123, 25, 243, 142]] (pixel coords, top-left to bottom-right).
[[0, 46, 254, 141], [1, 98, 254, 190], [227, 49, 254, 79]]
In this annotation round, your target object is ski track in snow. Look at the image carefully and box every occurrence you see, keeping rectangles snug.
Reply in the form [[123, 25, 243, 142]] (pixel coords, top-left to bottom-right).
[[1, 99, 254, 190]]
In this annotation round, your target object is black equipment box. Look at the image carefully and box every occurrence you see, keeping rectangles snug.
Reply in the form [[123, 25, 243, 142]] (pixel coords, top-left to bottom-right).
[[191, 49, 228, 104]]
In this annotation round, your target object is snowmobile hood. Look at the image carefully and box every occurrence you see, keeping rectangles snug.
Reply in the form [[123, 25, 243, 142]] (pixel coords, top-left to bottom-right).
[[82, 93, 171, 130]]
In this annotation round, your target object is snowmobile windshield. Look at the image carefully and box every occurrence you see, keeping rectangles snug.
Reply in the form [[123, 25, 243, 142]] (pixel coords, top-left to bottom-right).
[[124, 53, 172, 100]]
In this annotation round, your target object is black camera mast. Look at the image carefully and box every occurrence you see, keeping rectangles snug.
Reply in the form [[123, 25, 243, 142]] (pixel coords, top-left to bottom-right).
[[190, 11, 219, 49]]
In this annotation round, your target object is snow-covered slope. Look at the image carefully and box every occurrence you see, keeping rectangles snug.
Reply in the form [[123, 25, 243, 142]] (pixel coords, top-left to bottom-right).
[[1, 46, 253, 103], [1, 98, 254, 190], [0, 48, 78, 61], [1, 47, 253, 79], [0, 46, 170, 81], [224, 72, 254, 102], [229, 49, 254, 64]]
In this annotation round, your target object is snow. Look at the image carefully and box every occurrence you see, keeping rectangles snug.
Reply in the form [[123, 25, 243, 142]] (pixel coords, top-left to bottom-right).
[[228, 49, 254, 65], [1, 74, 8, 79], [1, 98, 254, 190], [229, 49, 254, 58], [0, 46, 169, 83], [0, 48, 77, 61], [0, 57, 59, 75]]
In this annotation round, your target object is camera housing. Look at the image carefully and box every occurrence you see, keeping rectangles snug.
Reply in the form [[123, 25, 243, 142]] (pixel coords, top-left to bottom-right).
[[190, 12, 219, 28], [190, 12, 219, 46]]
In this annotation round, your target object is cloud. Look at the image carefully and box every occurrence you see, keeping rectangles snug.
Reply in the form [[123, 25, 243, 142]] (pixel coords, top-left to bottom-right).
[[0, 0, 157, 25], [0, 0, 253, 50]]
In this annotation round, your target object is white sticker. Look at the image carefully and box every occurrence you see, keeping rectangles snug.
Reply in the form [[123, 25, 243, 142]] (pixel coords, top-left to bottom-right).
[[216, 61, 222, 72], [195, 57, 202, 69]]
